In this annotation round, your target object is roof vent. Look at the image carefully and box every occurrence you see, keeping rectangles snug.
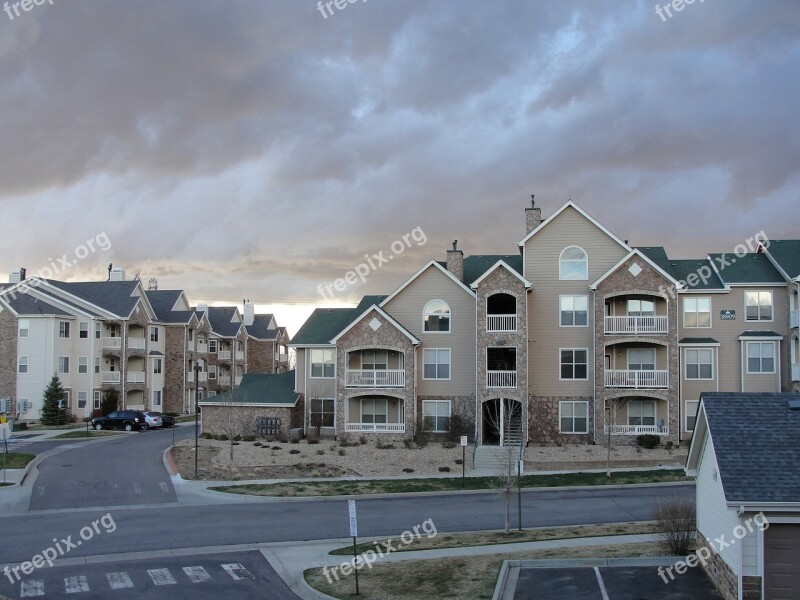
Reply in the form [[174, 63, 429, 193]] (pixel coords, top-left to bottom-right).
[[788, 398, 800, 411]]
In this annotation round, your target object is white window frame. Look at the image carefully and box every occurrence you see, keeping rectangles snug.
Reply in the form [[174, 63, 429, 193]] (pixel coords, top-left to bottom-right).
[[79, 322, 89, 339], [94, 357, 101, 374], [77, 391, 87, 409], [150, 327, 159, 343], [685, 348, 714, 380], [746, 341, 776, 374], [95, 322, 101, 339], [685, 400, 700, 432], [422, 400, 451, 433], [58, 356, 70, 374], [558, 400, 589, 434], [59, 321, 70, 338], [152, 390, 162, 407], [208, 365, 217, 380], [62, 390, 71, 408], [559, 295, 589, 327], [627, 348, 656, 371], [422, 299, 452, 333], [94, 390, 102, 409], [310, 397, 336, 428], [559, 348, 589, 381], [627, 400, 656, 427], [423, 348, 451, 380], [209, 339, 218, 353], [627, 298, 656, 317], [745, 290, 774, 322], [18, 319, 29, 338], [683, 298, 712, 328], [360, 398, 388, 424], [18, 356, 28, 374], [153, 358, 163, 375], [78, 356, 88, 374], [310, 348, 336, 379], [559, 246, 589, 281]]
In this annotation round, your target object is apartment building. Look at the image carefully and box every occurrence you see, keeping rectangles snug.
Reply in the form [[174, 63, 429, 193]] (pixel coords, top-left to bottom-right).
[[243, 303, 291, 375], [291, 201, 798, 447]]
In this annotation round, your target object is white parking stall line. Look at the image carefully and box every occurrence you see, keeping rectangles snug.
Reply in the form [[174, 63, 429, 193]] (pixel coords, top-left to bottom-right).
[[147, 568, 177, 586], [65, 575, 90, 593], [159, 482, 169, 493], [183, 566, 211, 583], [594, 567, 610, 600], [20, 579, 45, 597], [221, 563, 255, 581], [106, 572, 134, 590], [133, 483, 142, 494]]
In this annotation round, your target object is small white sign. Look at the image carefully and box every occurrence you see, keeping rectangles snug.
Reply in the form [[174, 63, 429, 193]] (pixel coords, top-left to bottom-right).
[[85, 405, 91, 419], [348, 499, 358, 537], [58, 399, 63, 409], [460, 436, 468, 447], [0, 424, 10, 442]]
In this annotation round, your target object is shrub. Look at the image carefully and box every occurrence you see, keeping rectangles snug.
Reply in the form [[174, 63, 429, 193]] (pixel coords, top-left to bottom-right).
[[447, 413, 473, 444], [271, 446, 282, 450], [316, 449, 325, 456], [307, 430, 320, 444], [215, 434, 229, 441], [438, 466, 451, 473], [665, 441, 675, 453], [233, 435, 242, 442], [455, 459, 464, 465], [253, 442, 262, 447], [201, 432, 213, 439], [359, 435, 368, 445], [338, 449, 346, 456], [232, 442, 240, 446], [243, 435, 256, 442], [276, 431, 289, 443], [637, 434, 661, 449], [375, 439, 396, 450], [289, 449, 301, 455], [653, 496, 696, 555], [442, 441, 456, 449], [403, 438, 414, 449], [403, 468, 414, 473], [413, 416, 429, 448], [290, 438, 300, 444]]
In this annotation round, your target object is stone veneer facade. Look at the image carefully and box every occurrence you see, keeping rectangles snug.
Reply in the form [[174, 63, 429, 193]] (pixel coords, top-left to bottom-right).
[[200, 404, 296, 437], [164, 324, 189, 415], [0, 307, 17, 417], [593, 255, 680, 445], [696, 533, 739, 600]]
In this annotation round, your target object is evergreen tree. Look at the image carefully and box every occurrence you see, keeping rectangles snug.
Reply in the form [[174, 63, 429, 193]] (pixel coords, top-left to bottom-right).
[[40, 374, 69, 426], [100, 389, 119, 416]]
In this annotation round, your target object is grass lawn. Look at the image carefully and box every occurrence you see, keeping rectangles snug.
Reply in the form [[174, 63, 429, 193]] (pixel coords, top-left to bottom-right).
[[306, 541, 663, 600], [329, 521, 658, 556], [210, 469, 690, 497], [1, 453, 36, 469], [52, 430, 123, 439], [174, 415, 197, 423]]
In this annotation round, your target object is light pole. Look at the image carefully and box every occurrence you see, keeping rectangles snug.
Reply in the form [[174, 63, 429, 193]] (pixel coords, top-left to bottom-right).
[[194, 365, 200, 479]]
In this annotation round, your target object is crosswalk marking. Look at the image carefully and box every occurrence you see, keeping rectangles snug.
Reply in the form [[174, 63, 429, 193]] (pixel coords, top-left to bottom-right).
[[106, 572, 134, 590], [182, 566, 211, 583], [20, 579, 44, 597], [222, 563, 254, 581], [65, 575, 89, 593], [147, 568, 177, 586]]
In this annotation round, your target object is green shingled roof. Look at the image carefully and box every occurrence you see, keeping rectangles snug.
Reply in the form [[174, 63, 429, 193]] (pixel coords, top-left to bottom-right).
[[291, 295, 388, 346], [463, 255, 524, 286], [708, 253, 785, 284], [202, 371, 298, 405], [636, 247, 675, 277], [766, 240, 800, 279]]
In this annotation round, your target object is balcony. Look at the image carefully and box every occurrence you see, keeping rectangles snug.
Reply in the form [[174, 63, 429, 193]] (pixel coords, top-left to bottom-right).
[[793, 364, 800, 382], [101, 371, 121, 384], [345, 423, 406, 433], [792, 310, 799, 329], [196, 343, 208, 354], [187, 372, 208, 383], [127, 371, 146, 384], [218, 350, 232, 361], [102, 337, 122, 350], [605, 316, 668, 335], [487, 370, 517, 389], [604, 370, 669, 389], [487, 314, 517, 333], [217, 375, 231, 386], [346, 369, 405, 388], [128, 338, 146, 351], [235, 350, 245, 361], [186, 341, 195, 353], [278, 353, 288, 363], [605, 424, 669, 436]]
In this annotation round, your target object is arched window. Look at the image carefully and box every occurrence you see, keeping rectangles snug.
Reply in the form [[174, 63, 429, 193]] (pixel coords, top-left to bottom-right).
[[559, 246, 588, 280], [423, 300, 451, 332]]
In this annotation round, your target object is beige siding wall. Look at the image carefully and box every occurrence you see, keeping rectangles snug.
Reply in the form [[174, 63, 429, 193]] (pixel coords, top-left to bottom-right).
[[383, 265, 476, 396], [295, 348, 306, 387], [523, 206, 628, 396]]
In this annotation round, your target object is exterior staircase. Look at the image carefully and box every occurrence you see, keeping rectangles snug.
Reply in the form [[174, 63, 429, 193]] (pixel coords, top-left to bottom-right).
[[473, 444, 523, 473]]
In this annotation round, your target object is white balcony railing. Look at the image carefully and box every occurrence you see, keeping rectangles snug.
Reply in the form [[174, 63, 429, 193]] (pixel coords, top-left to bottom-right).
[[345, 423, 406, 433], [346, 369, 406, 387], [101, 371, 121, 384], [487, 314, 517, 332], [278, 353, 288, 363], [605, 424, 669, 436], [604, 370, 669, 389], [187, 372, 207, 383], [218, 350, 232, 360], [196, 343, 208, 354], [217, 376, 231, 386], [605, 316, 668, 335], [102, 337, 122, 350], [127, 371, 146, 384], [235, 350, 245, 360], [792, 310, 799, 329], [487, 370, 517, 388], [128, 338, 146, 350], [793, 364, 800, 382]]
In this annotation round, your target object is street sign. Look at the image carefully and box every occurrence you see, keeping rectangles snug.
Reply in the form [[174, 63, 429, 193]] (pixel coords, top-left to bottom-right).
[[348, 500, 358, 537], [460, 436, 468, 447], [0, 424, 10, 442]]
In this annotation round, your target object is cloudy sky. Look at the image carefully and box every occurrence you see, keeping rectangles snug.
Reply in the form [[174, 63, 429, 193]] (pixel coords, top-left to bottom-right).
[[1, 1, 798, 334]]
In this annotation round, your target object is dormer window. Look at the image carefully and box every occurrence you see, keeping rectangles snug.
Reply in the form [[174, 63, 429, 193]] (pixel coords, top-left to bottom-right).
[[559, 246, 588, 280], [423, 300, 451, 333]]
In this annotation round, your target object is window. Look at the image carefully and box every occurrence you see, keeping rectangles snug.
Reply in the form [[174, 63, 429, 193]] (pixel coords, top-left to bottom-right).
[[153, 358, 162, 375], [18, 319, 29, 338], [208, 366, 217, 380], [152, 391, 162, 407], [59, 321, 70, 338], [150, 327, 159, 343], [18, 356, 28, 374], [745, 291, 773, 322], [684, 298, 711, 328], [628, 348, 655, 371], [560, 296, 588, 327], [685, 349, 713, 379], [747, 342, 775, 373], [423, 349, 451, 379], [78, 357, 88, 374], [94, 358, 101, 374], [310, 349, 335, 378], [58, 357, 70, 374], [94, 391, 102, 409], [559, 246, 588, 280], [627, 299, 655, 316], [79, 322, 89, 339], [685, 401, 700, 431], [560, 349, 588, 380], [209, 340, 217, 353], [95, 323, 101, 339], [62, 390, 71, 408], [361, 398, 387, 424], [423, 400, 451, 432], [77, 392, 87, 409], [628, 401, 656, 426], [559, 401, 589, 434], [361, 350, 388, 370], [310, 398, 335, 428], [423, 300, 451, 333]]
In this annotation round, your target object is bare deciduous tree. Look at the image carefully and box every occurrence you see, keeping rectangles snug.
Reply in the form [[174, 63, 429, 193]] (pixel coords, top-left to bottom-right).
[[604, 396, 634, 477], [484, 399, 524, 534]]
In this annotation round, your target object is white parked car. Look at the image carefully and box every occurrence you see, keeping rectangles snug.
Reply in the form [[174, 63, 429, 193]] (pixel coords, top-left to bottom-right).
[[142, 412, 163, 430]]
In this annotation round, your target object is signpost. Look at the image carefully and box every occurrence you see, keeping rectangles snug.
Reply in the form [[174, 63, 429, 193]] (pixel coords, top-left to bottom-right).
[[348, 500, 359, 595], [85, 405, 91, 436], [460, 436, 468, 487], [57, 399, 62, 430], [0, 423, 11, 484]]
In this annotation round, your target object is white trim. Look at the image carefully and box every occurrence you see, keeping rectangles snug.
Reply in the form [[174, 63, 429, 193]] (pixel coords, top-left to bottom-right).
[[559, 294, 589, 328], [558, 348, 589, 381], [679, 342, 721, 347], [379, 260, 477, 308], [330, 305, 421, 345], [558, 400, 589, 435], [682, 297, 713, 329], [518, 200, 632, 251], [626, 399, 657, 427], [469, 260, 532, 289], [744, 290, 775, 323], [684, 400, 700, 433], [309, 348, 336, 379], [684, 348, 715, 381], [744, 341, 777, 375], [422, 299, 452, 335], [422, 348, 452, 381], [422, 399, 452, 433], [559, 245, 589, 281], [591, 249, 684, 290]]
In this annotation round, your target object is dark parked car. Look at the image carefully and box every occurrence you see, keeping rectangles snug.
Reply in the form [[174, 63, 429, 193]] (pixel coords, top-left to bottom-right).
[[146, 412, 175, 428], [91, 410, 147, 432]]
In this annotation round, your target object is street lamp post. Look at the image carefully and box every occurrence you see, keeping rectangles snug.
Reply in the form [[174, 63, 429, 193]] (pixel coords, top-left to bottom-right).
[[194, 365, 200, 478]]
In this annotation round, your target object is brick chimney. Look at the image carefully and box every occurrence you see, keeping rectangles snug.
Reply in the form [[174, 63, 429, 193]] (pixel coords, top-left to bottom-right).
[[525, 195, 542, 235], [446, 240, 464, 282]]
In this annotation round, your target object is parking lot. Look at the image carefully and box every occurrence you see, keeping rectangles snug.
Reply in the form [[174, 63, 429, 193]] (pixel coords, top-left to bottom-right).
[[508, 562, 722, 599]]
